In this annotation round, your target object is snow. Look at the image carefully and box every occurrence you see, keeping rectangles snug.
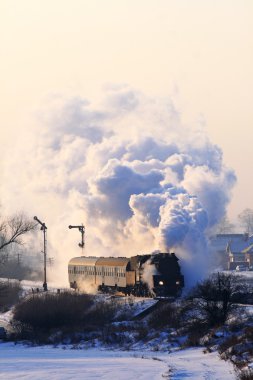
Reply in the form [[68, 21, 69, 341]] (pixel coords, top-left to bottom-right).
[[166, 347, 236, 380], [0, 343, 236, 380], [223, 271, 253, 279], [0, 344, 167, 380], [0, 310, 12, 331]]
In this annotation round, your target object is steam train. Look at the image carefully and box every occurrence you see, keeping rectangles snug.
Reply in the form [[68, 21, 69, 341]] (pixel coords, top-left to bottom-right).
[[68, 252, 184, 297]]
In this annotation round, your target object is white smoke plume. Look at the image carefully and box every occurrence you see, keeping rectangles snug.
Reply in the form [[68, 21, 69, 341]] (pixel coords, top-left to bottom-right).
[[1, 86, 236, 287], [75, 279, 98, 295], [141, 258, 159, 295]]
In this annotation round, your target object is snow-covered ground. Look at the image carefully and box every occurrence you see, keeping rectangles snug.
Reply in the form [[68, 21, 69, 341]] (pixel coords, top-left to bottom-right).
[[166, 347, 236, 379], [0, 343, 236, 380], [0, 276, 246, 378]]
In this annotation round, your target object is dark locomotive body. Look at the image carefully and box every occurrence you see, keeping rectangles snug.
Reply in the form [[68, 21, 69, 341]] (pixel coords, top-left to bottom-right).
[[68, 252, 184, 298]]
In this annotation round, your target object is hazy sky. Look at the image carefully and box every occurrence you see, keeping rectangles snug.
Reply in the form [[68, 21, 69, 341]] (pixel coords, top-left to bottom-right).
[[1, 0, 252, 221]]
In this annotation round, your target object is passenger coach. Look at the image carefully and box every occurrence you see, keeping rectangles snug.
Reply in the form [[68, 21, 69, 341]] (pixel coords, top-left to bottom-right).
[[68, 252, 184, 297]]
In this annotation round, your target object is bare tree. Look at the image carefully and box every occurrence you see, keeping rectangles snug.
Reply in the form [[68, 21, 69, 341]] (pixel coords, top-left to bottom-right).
[[215, 215, 235, 234], [0, 213, 36, 256], [238, 208, 253, 235], [190, 272, 242, 326]]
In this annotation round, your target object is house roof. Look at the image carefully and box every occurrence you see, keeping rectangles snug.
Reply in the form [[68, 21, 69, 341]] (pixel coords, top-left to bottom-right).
[[227, 234, 253, 253], [242, 243, 253, 254], [209, 233, 253, 255]]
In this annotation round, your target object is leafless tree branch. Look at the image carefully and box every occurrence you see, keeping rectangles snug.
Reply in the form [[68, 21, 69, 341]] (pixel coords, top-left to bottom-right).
[[0, 213, 36, 252]]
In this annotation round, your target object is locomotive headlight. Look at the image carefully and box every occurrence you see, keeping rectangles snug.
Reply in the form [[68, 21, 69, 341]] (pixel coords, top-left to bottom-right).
[[159, 281, 164, 286], [176, 281, 180, 285]]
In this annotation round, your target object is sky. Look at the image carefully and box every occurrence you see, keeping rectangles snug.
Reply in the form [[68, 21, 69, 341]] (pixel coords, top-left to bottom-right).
[[1, 0, 252, 220], [0, 1, 253, 280]]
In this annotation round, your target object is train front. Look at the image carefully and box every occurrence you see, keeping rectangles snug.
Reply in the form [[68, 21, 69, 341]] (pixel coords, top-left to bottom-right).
[[151, 252, 184, 297]]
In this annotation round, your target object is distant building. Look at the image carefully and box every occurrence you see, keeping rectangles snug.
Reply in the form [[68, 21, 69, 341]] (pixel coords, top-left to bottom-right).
[[210, 233, 253, 270], [242, 243, 253, 267]]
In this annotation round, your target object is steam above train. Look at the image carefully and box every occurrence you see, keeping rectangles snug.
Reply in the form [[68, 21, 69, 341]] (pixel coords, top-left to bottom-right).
[[68, 251, 184, 297]]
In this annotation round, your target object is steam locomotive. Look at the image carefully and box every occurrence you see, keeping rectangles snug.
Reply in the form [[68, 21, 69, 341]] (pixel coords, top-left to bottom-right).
[[68, 252, 184, 297]]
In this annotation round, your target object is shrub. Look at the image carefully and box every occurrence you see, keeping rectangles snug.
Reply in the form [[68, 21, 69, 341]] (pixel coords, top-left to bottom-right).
[[189, 272, 243, 327], [83, 300, 118, 328], [135, 325, 149, 341], [218, 334, 240, 354], [148, 302, 181, 329], [244, 326, 253, 342], [184, 320, 209, 347], [0, 281, 21, 311], [238, 370, 253, 380], [13, 292, 93, 329], [12, 293, 122, 343]]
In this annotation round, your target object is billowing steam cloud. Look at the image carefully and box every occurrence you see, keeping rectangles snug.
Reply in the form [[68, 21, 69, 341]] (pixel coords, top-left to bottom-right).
[[1, 86, 236, 286]]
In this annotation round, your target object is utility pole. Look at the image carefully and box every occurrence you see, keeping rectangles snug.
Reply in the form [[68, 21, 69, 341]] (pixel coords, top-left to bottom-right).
[[68, 224, 85, 255], [17, 253, 21, 266], [34, 216, 48, 291]]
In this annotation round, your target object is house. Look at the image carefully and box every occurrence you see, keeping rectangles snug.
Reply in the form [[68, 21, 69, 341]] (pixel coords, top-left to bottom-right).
[[210, 233, 253, 270], [226, 234, 253, 270]]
